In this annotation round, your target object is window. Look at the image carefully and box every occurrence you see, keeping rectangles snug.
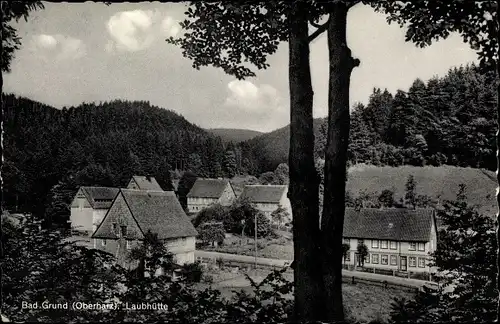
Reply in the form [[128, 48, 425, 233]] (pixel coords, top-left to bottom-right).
[[345, 252, 351, 262], [112, 223, 117, 234], [390, 255, 397, 265], [372, 254, 379, 264], [101, 239, 106, 247], [390, 241, 397, 250], [121, 225, 127, 237], [371, 240, 379, 248], [78, 198, 84, 210], [381, 255, 388, 265], [418, 258, 426, 268], [343, 238, 350, 244], [418, 243, 425, 252], [409, 242, 417, 251], [365, 254, 370, 264], [381, 240, 388, 249], [409, 257, 417, 267], [358, 239, 364, 245], [126, 240, 132, 250]]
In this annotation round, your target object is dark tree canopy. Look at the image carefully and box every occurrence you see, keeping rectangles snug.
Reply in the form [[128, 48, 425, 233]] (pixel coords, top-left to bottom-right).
[[373, 1, 498, 71], [2, 1, 45, 72]]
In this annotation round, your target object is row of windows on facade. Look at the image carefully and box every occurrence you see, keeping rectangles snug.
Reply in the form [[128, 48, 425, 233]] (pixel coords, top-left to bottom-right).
[[344, 238, 425, 252], [345, 252, 427, 268], [97, 237, 189, 249]]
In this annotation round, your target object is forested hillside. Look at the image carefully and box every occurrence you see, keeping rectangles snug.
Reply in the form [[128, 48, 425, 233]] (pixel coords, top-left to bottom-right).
[[207, 128, 263, 144], [2, 95, 231, 226], [239, 64, 497, 174]]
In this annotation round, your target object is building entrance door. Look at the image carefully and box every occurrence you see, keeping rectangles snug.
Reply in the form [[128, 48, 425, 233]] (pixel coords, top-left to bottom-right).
[[400, 256, 407, 271]]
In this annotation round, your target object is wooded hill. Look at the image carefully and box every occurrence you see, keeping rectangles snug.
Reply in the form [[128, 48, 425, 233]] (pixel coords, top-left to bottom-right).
[[2, 95, 233, 225], [239, 64, 497, 174], [206, 128, 263, 144]]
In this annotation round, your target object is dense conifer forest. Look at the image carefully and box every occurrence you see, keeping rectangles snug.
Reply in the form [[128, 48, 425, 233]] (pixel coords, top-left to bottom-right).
[[2, 64, 495, 227], [2, 96, 230, 225], [239, 64, 497, 172]]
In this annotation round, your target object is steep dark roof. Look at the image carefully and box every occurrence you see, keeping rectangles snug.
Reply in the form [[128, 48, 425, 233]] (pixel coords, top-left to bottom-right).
[[129, 176, 163, 191], [343, 208, 434, 242], [240, 185, 287, 204], [94, 189, 197, 240], [81, 187, 119, 209], [187, 178, 230, 198]]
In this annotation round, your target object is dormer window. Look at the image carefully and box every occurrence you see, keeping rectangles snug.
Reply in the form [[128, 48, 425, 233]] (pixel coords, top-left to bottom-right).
[[121, 225, 127, 237]]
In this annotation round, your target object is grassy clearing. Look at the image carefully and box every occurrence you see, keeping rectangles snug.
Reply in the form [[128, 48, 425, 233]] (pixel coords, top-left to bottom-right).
[[201, 266, 413, 324], [347, 164, 496, 216], [343, 283, 412, 323]]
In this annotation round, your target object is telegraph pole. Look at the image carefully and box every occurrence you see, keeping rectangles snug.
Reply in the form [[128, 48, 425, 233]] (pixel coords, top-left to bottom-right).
[[254, 213, 258, 272]]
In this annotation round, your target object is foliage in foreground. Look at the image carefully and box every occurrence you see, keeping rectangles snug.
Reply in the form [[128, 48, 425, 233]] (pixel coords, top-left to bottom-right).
[[389, 184, 497, 323], [2, 214, 293, 323]]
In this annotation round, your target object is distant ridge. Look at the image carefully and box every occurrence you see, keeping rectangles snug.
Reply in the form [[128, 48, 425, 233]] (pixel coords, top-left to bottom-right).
[[207, 128, 264, 144]]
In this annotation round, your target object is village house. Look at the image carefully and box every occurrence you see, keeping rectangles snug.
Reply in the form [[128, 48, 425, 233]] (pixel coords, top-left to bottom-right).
[[186, 178, 236, 213], [342, 208, 438, 277], [239, 185, 292, 224], [69, 186, 119, 236], [92, 189, 198, 270], [126, 175, 164, 191]]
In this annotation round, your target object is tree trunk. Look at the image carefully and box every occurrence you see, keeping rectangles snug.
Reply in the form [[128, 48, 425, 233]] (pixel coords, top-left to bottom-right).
[[321, 3, 360, 322], [496, 0, 500, 320], [288, 3, 324, 322]]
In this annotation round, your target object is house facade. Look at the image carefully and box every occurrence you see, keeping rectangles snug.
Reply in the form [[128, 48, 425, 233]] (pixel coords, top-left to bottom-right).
[[69, 187, 119, 236], [239, 185, 292, 224], [126, 175, 163, 191], [186, 178, 236, 213], [342, 208, 438, 275], [92, 189, 198, 269]]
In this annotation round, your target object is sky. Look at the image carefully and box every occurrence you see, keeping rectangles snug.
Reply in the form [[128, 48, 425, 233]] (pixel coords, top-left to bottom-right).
[[4, 2, 478, 132]]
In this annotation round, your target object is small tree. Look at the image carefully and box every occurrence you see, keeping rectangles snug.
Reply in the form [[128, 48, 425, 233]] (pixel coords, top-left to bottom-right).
[[356, 242, 369, 267], [274, 163, 290, 185], [270, 205, 290, 229], [223, 150, 238, 178], [181, 261, 204, 283], [127, 231, 174, 279], [259, 171, 278, 185], [378, 189, 396, 208], [246, 212, 273, 238], [404, 174, 417, 209], [197, 222, 226, 247], [342, 243, 350, 267]]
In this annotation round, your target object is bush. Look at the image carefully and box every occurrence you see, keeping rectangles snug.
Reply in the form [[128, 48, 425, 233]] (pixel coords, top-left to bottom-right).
[[197, 221, 226, 246], [182, 261, 204, 283], [201, 274, 214, 284]]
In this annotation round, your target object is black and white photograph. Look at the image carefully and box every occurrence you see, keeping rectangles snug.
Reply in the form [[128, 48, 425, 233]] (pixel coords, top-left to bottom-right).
[[2, 1, 499, 323]]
